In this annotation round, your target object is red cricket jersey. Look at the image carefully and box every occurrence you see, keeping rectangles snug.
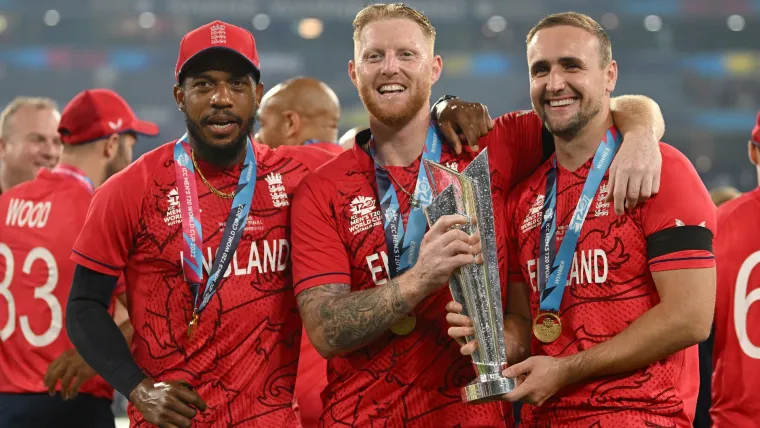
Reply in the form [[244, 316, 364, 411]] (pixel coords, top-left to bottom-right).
[[71, 141, 333, 427], [711, 187, 760, 427], [305, 141, 344, 155], [295, 325, 327, 428], [506, 142, 716, 427], [292, 143, 340, 428], [290, 111, 548, 427], [0, 166, 122, 400]]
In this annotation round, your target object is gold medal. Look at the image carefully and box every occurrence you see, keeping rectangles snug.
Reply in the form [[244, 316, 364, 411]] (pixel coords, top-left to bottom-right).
[[390, 314, 416, 335], [187, 312, 199, 340], [532, 312, 562, 343]]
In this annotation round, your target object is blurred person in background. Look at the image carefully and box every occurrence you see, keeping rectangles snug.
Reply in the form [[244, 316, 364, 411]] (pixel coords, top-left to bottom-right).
[[256, 77, 341, 427], [338, 126, 365, 151], [694, 185, 740, 428], [709, 186, 741, 207], [66, 21, 334, 428], [0, 88, 155, 428], [256, 76, 343, 427], [257, 76, 343, 154], [0, 97, 62, 195], [291, 4, 665, 427], [708, 112, 760, 427], [448, 12, 715, 427]]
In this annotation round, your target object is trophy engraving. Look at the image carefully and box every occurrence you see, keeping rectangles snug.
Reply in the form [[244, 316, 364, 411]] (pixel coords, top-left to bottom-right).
[[423, 149, 515, 404]]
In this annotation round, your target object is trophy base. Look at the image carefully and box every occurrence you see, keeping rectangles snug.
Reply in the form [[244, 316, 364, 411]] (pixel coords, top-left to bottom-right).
[[461, 375, 516, 405]]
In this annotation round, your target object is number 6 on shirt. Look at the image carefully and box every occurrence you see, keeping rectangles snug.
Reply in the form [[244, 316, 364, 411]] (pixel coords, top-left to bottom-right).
[[0, 243, 61, 347], [735, 251, 760, 359]]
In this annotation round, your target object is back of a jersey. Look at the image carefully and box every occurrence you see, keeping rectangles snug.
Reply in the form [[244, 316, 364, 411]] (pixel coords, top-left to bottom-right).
[[0, 170, 104, 396], [712, 187, 760, 427]]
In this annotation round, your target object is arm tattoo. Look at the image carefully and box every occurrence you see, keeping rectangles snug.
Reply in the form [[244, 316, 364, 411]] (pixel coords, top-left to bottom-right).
[[297, 279, 410, 355]]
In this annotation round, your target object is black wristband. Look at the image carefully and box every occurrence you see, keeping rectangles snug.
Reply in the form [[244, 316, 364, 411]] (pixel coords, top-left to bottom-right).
[[430, 94, 459, 120]]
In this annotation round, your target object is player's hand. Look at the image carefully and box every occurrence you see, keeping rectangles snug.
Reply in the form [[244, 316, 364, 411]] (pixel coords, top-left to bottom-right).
[[435, 99, 494, 154], [129, 378, 207, 428], [44, 349, 97, 400], [501, 356, 571, 406], [605, 132, 661, 215], [445, 301, 479, 355], [409, 215, 481, 296]]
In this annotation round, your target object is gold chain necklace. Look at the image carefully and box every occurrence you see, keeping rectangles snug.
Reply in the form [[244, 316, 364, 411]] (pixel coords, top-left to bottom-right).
[[191, 150, 235, 199]]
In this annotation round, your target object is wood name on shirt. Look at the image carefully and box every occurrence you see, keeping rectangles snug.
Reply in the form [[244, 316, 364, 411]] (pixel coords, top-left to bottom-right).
[[5, 198, 52, 229]]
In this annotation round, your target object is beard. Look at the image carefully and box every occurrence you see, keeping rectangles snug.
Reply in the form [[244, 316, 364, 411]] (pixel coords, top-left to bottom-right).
[[104, 138, 126, 181], [185, 110, 256, 166], [358, 77, 431, 127], [104, 158, 119, 181], [539, 87, 603, 140]]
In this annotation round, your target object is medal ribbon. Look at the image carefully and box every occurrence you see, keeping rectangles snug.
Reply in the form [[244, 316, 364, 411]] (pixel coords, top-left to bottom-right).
[[370, 122, 442, 277], [52, 164, 94, 194], [173, 134, 257, 315], [538, 127, 621, 312]]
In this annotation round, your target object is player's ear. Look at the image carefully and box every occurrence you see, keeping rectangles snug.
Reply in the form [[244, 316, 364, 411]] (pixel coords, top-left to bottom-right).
[[748, 140, 760, 166], [255, 81, 265, 106], [0, 137, 6, 160], [103, 133, 120, 160], [605, 60, 618, 94], [431, 55, 443, 85], [284, 111, 300, 139], [348, 60, 358, 89], [174, 84, 185, 112]]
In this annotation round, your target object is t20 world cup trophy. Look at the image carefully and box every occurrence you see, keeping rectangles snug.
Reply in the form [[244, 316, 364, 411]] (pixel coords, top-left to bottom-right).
[[423, 148, 515, 404]]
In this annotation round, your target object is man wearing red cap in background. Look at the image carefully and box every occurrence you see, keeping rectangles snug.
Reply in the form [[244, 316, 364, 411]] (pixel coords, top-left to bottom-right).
[[65, 20, 336, 427], [0, 88, 157, 427], [0, 96, 61, 195], [705, 113, 760, 427]]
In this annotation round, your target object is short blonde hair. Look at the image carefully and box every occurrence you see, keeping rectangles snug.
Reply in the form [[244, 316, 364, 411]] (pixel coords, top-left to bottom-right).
[[526, 12, 612, 66], [0, 97, 58, 138], [710, 186, 741, 207], [353, 3, 436, 43]]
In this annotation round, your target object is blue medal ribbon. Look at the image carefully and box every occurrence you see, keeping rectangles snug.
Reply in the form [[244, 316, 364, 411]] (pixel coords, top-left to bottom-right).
[[370, 122, 443, 277], [173, 134, 257, 316], [538, 127, 621, 312]]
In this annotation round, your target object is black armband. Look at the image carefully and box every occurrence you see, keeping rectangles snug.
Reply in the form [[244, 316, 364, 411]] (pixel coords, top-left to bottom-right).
[[647, 226, 714, 259], [67, 265, 147, 398]]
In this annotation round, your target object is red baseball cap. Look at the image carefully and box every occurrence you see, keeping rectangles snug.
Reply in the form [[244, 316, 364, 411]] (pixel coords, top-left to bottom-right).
[[58, 89, 159, 145], [753, 111, 760, 144], [175, 20, 261, 82]]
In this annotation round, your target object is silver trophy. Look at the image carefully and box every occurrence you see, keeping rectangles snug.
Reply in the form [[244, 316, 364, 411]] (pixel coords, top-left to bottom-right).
[[423, 148, 515, 404]]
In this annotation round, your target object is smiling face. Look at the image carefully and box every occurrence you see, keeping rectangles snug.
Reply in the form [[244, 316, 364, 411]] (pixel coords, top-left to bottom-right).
[[174, 50, 263, 164], [349, 17, 442, 127], [0, 104, 61, 189], [527, 25, 617, 140]]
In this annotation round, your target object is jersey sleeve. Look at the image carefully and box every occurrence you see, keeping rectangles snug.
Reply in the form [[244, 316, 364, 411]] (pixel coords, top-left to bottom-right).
[[291, 175, 352, 295], [71, 165, 144, 277], [113, 276, 127, 296], [641, 144, 716, 272], [483, 110, 552, 193]]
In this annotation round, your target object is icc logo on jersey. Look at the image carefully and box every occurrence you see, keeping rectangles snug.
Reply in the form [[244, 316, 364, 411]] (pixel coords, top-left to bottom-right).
[[164, 188, 182, 226], [349, 196, 382, 234]]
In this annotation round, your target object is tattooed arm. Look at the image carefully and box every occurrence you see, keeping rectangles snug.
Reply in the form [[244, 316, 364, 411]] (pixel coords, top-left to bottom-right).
[[297, 214, 482, 359], [297, 279, 414, 358]]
